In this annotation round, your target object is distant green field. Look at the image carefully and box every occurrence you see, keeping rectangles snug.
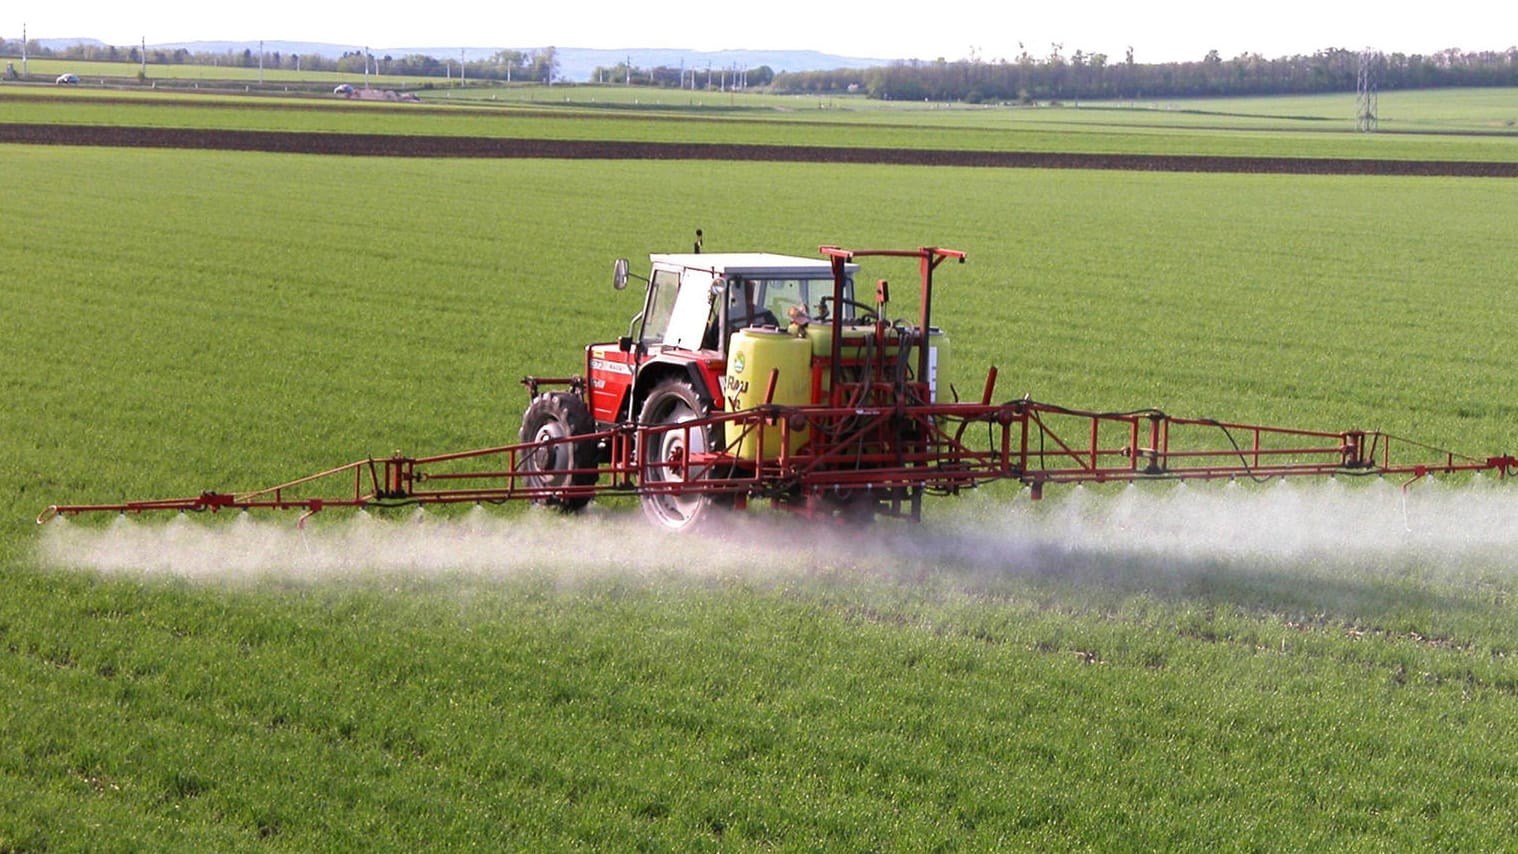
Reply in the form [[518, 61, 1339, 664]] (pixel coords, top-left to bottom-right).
[[7, 56, 409, 86], [4, 77, 1518, 161], [451, 83, 1518, 132], [4, 94, 1518, 849], [12, 57, 1518, 130]]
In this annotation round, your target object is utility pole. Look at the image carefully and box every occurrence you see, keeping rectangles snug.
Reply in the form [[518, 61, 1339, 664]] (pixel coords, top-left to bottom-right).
[[21, 22, 27, 75], [140, 36, 146, 75], [258, 40, 264, 84], [1356, 49, 1379, 132]]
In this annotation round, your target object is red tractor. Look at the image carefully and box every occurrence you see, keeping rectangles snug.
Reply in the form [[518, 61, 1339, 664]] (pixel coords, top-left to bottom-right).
[[519, 243, 956, 528], [39, 242, 1518, 530]]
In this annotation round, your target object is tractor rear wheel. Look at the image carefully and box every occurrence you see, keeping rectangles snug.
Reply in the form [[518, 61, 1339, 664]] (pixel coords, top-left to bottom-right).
[[637, 378, 725, 531], [519, 391, 598, 512]]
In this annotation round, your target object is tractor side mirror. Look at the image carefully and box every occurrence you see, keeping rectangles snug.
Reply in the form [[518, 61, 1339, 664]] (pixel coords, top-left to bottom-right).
[[612, 258, 630, 290]]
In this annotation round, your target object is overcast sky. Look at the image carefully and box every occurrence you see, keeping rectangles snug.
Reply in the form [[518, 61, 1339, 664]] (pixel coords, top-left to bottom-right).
[[11, 1, 1516, 64]]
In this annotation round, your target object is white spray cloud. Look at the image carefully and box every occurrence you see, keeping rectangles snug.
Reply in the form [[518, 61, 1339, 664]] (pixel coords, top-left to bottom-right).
[[33, 478, 1518, 587]]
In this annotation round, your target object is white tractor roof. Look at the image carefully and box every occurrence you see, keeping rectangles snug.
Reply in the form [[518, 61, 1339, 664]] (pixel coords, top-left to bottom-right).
[[649, 252, 857, 278]]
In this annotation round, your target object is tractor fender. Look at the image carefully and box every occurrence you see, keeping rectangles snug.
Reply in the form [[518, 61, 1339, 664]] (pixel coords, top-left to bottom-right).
[[630, 356, 722, 421]]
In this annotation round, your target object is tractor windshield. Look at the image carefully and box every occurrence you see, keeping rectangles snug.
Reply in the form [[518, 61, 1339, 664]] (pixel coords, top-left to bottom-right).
[[639, 268, 681, 344]]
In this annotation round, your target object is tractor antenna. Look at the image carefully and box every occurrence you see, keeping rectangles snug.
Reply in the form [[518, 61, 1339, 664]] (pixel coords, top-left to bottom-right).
[[694, 229, 704, 254]]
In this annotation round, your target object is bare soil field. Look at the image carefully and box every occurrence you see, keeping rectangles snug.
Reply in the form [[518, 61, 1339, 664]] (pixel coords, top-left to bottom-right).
[[4, 122, 1517, 176]]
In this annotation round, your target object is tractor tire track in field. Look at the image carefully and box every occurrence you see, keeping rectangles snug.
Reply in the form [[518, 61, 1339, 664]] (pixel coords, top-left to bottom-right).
[[4, 122, 1518, 177]]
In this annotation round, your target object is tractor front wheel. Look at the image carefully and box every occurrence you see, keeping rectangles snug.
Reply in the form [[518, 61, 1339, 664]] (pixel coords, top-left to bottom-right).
[[519, 391, 598, 512], [637, 378, 725, 531]]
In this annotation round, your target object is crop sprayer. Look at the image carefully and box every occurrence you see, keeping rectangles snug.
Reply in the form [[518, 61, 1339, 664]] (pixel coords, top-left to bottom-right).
[[37, 242, 1518, 531]]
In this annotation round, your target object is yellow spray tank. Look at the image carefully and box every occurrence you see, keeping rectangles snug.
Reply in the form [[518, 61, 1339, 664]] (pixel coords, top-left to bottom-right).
[[724, 327, 811, 460]]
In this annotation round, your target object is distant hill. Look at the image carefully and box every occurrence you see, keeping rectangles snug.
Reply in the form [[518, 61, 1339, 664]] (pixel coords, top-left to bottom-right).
[[35, 38, 109, 50], [24, 38, 894, 82]]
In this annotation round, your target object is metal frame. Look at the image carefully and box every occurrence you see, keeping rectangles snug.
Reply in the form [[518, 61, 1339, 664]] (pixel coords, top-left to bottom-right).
[[38, 389, 1517, 525]]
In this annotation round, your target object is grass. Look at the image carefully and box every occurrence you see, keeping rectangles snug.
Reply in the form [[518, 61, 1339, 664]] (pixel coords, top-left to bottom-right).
[[9, 526, 1518, 849], [4, 97, 1518, 848], [6, 147, 1514, 509]]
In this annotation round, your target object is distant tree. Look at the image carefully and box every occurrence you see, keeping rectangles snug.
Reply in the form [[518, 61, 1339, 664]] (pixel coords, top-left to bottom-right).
[[535, 47, 560, 83], [483, 49, 527, 81], [336, 51, 367, 74]]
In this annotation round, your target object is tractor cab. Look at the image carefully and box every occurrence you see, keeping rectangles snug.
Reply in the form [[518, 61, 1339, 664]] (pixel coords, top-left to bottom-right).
[[582, 251, 865, 528], [635, 252, 862, 355], [589, 253, 861, 429]]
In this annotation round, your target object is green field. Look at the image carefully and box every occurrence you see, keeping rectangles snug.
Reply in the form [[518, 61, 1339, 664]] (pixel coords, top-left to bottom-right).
[[5, 74, 1518, 162], [4, 90, 1518, 849], [5, 56, 411, 87]]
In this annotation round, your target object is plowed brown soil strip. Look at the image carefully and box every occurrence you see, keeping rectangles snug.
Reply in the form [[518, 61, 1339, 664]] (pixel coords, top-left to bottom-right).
[[4, 122, 1516, 177]]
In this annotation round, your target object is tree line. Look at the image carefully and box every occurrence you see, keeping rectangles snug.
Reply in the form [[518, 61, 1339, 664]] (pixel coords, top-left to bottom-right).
[[0, 40, 561, 82], [587, 62, 775, 90], [6, 38, 1517, 100], [772, 47, 1518, 102]]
